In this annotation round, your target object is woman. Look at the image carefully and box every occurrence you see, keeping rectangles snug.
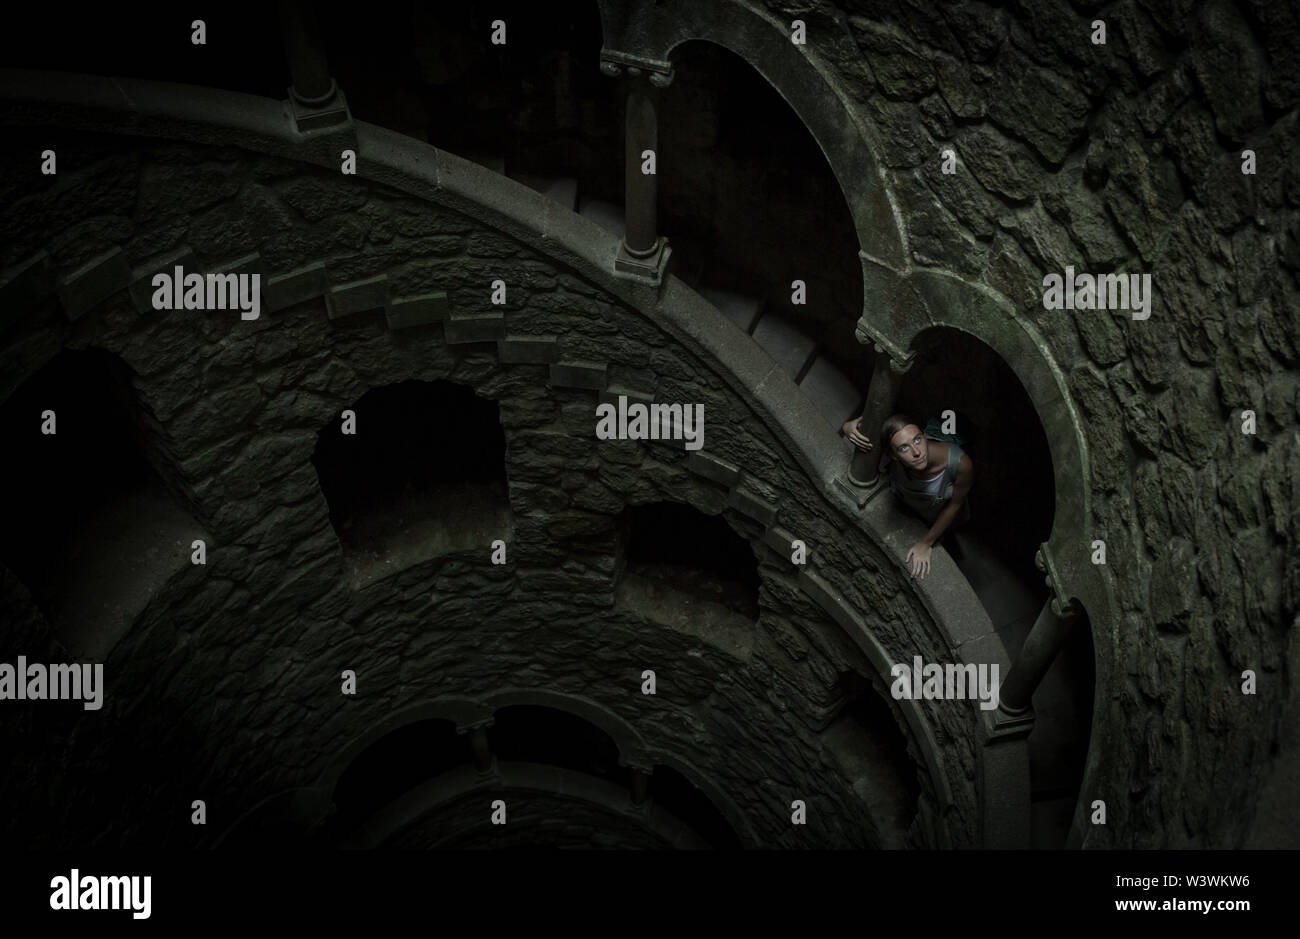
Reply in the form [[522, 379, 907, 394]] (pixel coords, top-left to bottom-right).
[[841, 413, 973, 579]]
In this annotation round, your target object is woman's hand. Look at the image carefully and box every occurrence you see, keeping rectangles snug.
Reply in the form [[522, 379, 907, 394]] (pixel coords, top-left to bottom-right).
[[841, 418, 873, 452], [905, 542, 932, 579]]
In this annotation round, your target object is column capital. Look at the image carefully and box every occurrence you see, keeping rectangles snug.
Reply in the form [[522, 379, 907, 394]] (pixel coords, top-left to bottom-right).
[[854, 319, 915, 370], [619, 757, 656, 775], [454, 717, 495, 735], [599, 49, 674, 86], [1035, 544, 1081, 619]]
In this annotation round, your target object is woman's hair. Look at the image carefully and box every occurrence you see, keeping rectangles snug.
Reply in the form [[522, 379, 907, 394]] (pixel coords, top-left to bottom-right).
[[880, 413, 921, 459]]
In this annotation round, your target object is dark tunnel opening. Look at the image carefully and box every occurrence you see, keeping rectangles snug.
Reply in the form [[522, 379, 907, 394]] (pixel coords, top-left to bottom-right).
[[489, 705, 631, 788], [647, 764, 743, 849], [619, 501, 761, 619], [0, 347, 197, 655], [833, 670, 923, 846], [310, 379, 512, 583], [329, 718, 468, 834], [660, 41, 867, 385]]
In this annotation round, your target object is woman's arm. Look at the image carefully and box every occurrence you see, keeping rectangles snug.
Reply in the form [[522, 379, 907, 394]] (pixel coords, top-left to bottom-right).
[[906, 453, 974, 578]]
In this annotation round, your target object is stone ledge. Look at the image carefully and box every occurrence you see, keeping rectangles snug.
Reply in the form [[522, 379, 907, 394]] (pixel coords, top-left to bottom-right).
[[498, 334, 560, 364], [58, 246, 131, 321], [599, 385, 655, 408], [762, 524, 800, 561], [445, 310, 506, 343], [263, 260, 327, 313], [326, 273, 388, 320], [128, 246, 198, 314], [387, 292, 448, 330], [549, 359, 607, 390], [686, 451, 740, 488], [728, 484, 777, 527]]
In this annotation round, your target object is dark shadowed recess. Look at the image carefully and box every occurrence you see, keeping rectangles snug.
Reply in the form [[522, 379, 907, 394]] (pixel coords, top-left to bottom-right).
[[619, 501, 761, 619]]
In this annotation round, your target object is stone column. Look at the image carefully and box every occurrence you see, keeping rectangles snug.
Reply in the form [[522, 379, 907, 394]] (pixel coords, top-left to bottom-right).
[[997, 600, 1078, 717], [467, 725, 493, 773], [601, 55, 673, 284], [456, 718, 496, 774], [995, 547, 1080, 725], [848, 345, 912, 487], [277, 0, 350, 131]]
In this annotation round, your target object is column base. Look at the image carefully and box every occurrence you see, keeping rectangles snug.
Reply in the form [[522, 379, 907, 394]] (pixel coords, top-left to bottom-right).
[[614, 237, 672, 285], [988, 702, 1036, 739], [834, 473, 891, 508], [287, 82, 352, 133]]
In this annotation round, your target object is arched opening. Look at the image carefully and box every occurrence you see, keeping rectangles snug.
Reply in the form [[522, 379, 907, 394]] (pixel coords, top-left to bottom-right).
[[488, 705, 742, 848], [0, 348, 200, 658], [489, 705, 630, 787], [618, 501, 760, 620], [648, 764, 742, 849], [897, 326, 1055, 606], [328, 718, 466, 836], [310, 379, 513, 588], [822, 671, 923, 848], [660, 40, 867, 430], [889, 325, 1096, 848]]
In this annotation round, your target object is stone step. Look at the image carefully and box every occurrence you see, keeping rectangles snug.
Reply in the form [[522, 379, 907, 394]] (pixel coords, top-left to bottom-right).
[[666, 238, 707, 288], [699, 286, 765, 334], [576, 197, 625, 238], [798, 355, 864, 429], [509, 172, 579, 212], [750, 310, 817, 381]]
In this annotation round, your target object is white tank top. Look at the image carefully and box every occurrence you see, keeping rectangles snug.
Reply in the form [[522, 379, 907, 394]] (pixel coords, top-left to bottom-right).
[[918, 468, 946, 495]]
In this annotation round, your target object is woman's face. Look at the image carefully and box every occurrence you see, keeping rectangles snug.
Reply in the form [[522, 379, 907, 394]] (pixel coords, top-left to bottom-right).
[[890, 424, 928, 469]]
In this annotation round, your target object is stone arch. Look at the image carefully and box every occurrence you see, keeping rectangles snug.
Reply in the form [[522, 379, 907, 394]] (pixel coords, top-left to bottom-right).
[[484, 688, 650, 764], [341, 763, 712, 849], [896, 268, 1119, 664], [595, 0, 908, 271], [0, 73, 1009, 847]]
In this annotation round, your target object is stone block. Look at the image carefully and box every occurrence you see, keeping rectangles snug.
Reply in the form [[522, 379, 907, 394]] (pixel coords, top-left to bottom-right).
[[387, 292, 448, 330], [217, 251, 262, 276], [498, 334, 560, 364], [752, 311, 817, 380], [729, 484, 777, 528], [699, 286, 764, 334], [58, 246, 131, 321], [263, 261, 327, 312], [599, 386, 654, 409], [762, 525, 799, 560], [326, 274, 388, 320], [550, 360, 607, 390], [799, 356, 865, 429], [445, 310, 505, 343], [686, 451, 740, 488], [798, 569, 858, 634], [129, 246, 198, 313]]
